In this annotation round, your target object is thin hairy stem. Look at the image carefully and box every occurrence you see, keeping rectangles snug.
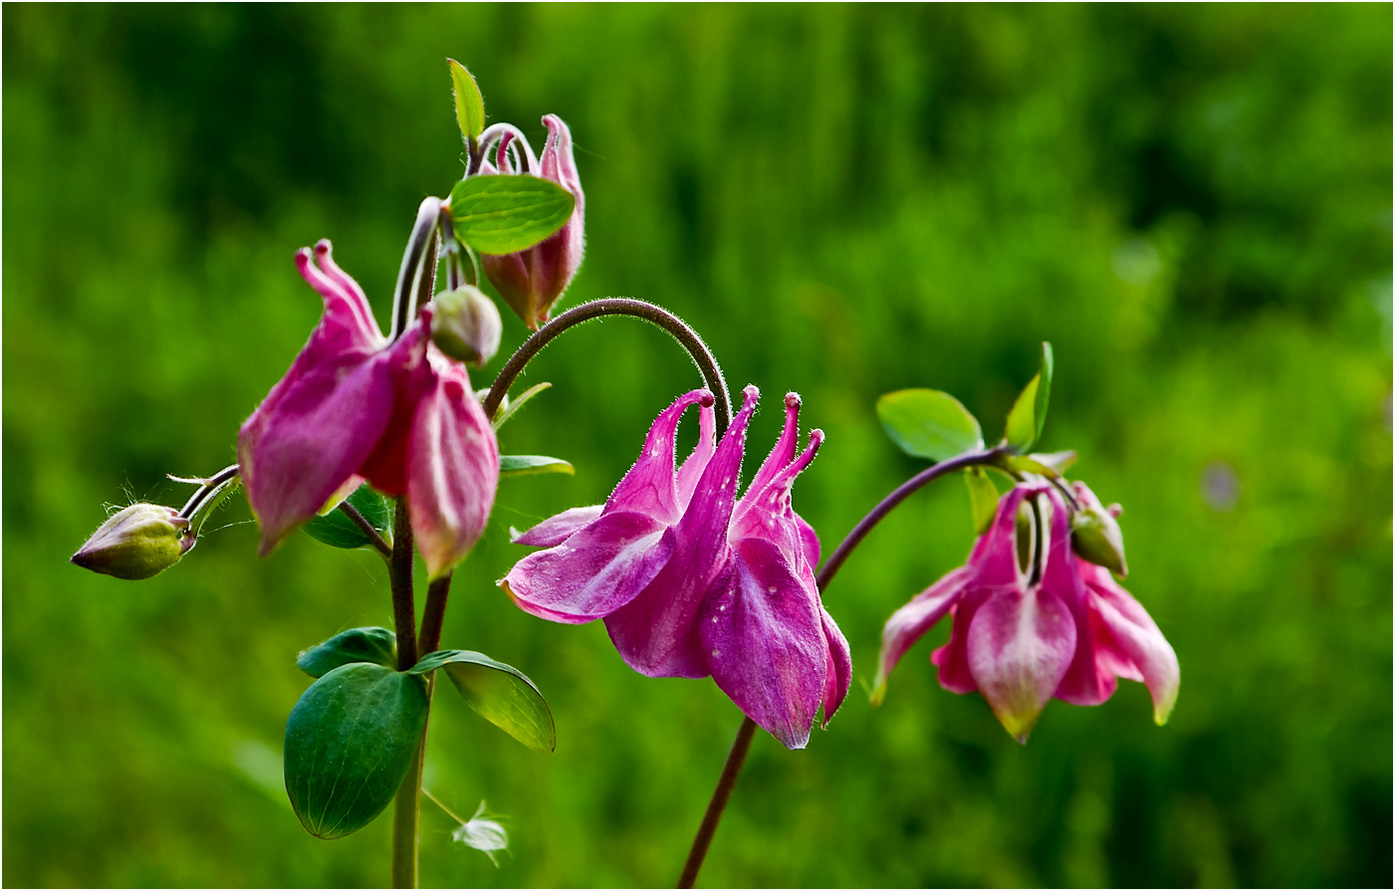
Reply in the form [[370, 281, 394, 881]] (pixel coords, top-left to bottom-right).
[[336, 500, 391, 559], [418, 573, 453, 657], [176, 464, 240, 519], [392, 679, 433, 890], [677, 717, 756, 888], [678, 446, 1009, 886], [484, 298, 732, 435], [391, 197, 444, 341], [390, 497, 418, 672]]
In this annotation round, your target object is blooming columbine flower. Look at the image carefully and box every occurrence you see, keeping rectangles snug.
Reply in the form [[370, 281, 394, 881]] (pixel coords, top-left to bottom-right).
[[480, 115, 584, 330], [238, 240, 500, 578], [872, 481, 1178, 742], [501, 385, 850, 749]]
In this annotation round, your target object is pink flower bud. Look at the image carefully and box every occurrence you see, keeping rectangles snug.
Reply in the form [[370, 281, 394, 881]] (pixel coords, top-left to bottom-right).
[[480, 115, 585, 330]]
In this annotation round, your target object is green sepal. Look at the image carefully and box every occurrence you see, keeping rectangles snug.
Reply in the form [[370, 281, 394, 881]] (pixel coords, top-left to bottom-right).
[[490, 381, 552, 429], [283, 663, 429, 840], [449, 176, 575, 256], [1004, 342, 1054, 453], [964, 466, 999, 536], [500, 455, 574, 478], [297, 627, 398, 678], [303, 484, 392, 551], [448, 59, 485, 142], [410, 650, 556, 754], [876, 389, 984, 462]]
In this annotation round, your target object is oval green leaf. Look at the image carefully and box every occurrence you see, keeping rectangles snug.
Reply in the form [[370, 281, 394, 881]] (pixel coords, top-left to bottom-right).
[[411, 650, 555, 754], [500, 455, 574, 478], [304, 484, 392, 550], [877, 389, 984, 461], [449, 175, 575, 256], [964, 466, 999, 536], [448, 58, 485, 142], [297, 627, 398, 678], [284, 663, 429, 840], [1004, 342, 1054, 453]]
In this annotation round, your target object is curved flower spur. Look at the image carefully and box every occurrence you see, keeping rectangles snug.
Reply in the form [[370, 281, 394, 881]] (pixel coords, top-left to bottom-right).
[[502, 385, 851, 749]]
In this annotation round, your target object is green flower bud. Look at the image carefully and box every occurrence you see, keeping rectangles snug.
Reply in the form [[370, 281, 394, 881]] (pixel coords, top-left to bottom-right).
[[1071, 503, 1128, 577], [431, 286, 502, 367], [71, 503, 192, 580]]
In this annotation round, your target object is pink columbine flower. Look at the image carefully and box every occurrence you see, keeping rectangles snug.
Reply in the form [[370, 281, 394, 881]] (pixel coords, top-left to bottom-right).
[[872, 481, 1178, 742], [238, 240, 500, 579], [501, 386, 851, 750], [480, 115, 585, 330]]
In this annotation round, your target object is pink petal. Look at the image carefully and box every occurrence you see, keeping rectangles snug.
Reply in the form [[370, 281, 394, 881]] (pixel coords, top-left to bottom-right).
[[1081, 562, 1180, 724], [603, 386, 759, 677], [407, 356, 500, 580], [873, 566, 973, 703], [606, 389, 714, 526], [503, 512, 675, 624], [674, 398, 716, 509], [819, 604, 852, 727], [700, 537, 828, 750], [512, 505, 604, 547], [741, 393, 803, 511], [538, 114, 585, 297], [966, 585, 1077, 743]]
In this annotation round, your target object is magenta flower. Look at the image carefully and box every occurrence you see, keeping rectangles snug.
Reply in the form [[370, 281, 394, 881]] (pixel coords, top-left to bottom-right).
[[480, 115, 585, 330], [238, 240, 500, 578], [873, 481, 1178, 742], [501, 385, 850, 749]]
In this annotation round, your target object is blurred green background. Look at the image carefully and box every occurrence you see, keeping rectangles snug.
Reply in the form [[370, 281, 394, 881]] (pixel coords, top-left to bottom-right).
[[5, 4, 1390, 887]]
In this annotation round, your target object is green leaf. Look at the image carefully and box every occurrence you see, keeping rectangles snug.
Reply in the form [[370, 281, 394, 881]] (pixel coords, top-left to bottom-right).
[[876, 389, 984, 461], [500, 455, 574, 478], [448, 59, 485, 142], [303, 485, 392, 550], [490, 381, 552, 429], [297, 627, 397, 678], [410, 650, 556, 754], [1004, 342, 1054, 453], [284, 664, 429, 840], [449, 175, 575, 256], [964, 467, 999, 536]]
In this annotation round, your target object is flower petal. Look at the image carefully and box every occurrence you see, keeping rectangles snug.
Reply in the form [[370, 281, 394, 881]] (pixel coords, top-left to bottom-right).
[[503, 512, 674, 624], [512, 505, 604, 547], [872, 566, 973, 704], [1080, 562, 1180, 725], [966, 584, 1077, 743], [819, 603, 852, 727], [674, 397, 716, 510], [407, 354, 500, 580], [701, 537, 828, 750]]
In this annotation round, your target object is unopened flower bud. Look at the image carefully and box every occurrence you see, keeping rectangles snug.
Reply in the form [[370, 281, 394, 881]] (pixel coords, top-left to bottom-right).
[[71, 503, 193, 580], [1071, 493, 1128, 578], [432, 286, 502, 366], [480, 115, 585, 330]]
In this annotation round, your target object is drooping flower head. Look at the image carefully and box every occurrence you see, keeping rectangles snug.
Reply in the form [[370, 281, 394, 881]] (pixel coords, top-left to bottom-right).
[[502, 386, 850, 749], [480, 115, 585, 330], [873, 481, 1178, 742], [238, 240, 500, 578]]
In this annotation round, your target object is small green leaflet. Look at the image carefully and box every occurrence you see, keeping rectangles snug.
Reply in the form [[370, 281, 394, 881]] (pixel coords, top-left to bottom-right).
[[964, 466, 999, 536], [449, 175, 575, 256], [303, 484, 392, 550], [1004, 342, 1054, 453], [410, 650, 556, 754], [284, 664, 429, 840], [490, 381, 552, 429], [297, 627, 398, 678], [877, 389, 984, 461], [448, 58, 485, 142], [500, 455, 574, 478]]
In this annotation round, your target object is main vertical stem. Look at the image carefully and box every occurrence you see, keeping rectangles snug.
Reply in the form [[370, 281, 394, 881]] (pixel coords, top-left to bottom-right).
[[389, 497, 420, 889], [677, 718, 756, 888]]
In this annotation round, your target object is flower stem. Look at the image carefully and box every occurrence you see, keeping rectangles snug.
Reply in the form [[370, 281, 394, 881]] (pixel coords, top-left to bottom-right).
[[391, 197, 445, 341], [483, 298, 732, 435], [676, 717, 756, 888], [677, 446, 1008, 886], [388, 495, 422, 888], [336, 500, 391, 559], [418, 573, 453, 657]]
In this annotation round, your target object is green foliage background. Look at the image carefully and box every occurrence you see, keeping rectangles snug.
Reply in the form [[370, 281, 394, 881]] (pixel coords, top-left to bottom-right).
[[5, 5, 1390, 887]]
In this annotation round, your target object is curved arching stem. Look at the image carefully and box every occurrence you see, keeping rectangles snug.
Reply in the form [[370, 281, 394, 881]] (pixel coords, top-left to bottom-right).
[[484, 298, 732, 437]]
